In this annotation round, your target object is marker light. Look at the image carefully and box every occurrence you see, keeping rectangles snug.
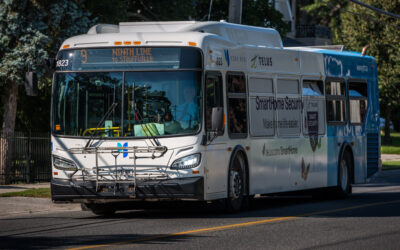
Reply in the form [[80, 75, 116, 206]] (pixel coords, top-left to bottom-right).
[[63, 44, 70, 49], [114, 41, 122, 45], [171, 154, 201, 170], [53, 156, 77, 171], [124, 41, 132, 45], [188, 42, 197, 46], [133, 41, 141, 45]]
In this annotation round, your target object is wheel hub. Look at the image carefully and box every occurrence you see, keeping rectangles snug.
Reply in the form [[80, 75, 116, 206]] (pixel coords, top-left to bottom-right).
[[230, 170, 242, 199]]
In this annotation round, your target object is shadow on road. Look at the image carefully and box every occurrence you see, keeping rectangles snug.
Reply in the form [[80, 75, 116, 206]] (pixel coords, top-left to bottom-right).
[[0, 233, 206, 250], [2, 171, 400, 249]]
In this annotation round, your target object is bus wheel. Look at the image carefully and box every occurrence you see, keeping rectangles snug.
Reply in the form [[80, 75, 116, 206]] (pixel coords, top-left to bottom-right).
[[336, 151, 352, 198], [82, 203, 116, 216], [226, 153, 245, 212]]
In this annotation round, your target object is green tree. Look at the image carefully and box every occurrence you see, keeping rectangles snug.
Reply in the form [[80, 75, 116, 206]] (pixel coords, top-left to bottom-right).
[[85, 0, 289, 37], [340, 1, 400, 144], [0, 0, 95, 184], [301, 0, 348, 43], [303, 0, 400, 143]]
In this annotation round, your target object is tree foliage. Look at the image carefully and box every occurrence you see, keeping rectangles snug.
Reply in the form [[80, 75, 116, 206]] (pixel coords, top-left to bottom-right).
[[301, 0, 348, 43], [1, 0, 289, 133], [340, 0, 400, 143], [0, 0, 96, 131], [85, 0, 289, 37], [304, 0, 400, 142]]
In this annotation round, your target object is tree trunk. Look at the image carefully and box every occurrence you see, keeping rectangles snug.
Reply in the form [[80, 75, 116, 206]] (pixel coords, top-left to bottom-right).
[[0, 79, 18, 184], [384, 104, 392, 145]]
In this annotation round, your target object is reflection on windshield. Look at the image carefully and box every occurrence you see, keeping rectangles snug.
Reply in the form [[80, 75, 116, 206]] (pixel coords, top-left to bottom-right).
[[53, 72, 122, 137], [53, 71, 202, 137]]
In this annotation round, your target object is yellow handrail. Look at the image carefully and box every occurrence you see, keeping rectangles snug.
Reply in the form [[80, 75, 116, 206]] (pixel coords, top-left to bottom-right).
[[83, 127, 121, 137]]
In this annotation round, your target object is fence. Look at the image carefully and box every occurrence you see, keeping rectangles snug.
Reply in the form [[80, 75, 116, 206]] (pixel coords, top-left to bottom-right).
[[0, 131, 51, 184]]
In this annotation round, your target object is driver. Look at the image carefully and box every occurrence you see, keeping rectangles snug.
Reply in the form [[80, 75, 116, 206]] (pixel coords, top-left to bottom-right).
[[176, 85, 198, 129]]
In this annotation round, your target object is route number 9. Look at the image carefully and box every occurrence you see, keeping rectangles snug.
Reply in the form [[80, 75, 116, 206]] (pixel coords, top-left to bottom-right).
[[81, 49, 87, 64]]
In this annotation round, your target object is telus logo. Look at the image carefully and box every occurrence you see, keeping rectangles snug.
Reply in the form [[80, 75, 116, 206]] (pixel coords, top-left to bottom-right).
[[117, 142, 128, 158]]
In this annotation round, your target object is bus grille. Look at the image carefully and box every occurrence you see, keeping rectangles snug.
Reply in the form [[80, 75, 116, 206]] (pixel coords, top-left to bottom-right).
[[367, 133, 380, 177]]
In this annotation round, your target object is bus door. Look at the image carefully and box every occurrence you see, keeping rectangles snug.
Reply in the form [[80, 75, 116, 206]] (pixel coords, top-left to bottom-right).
[[204, 72, 227, 197], [325, 78, 347, 186], [300, 79, 326, 188]]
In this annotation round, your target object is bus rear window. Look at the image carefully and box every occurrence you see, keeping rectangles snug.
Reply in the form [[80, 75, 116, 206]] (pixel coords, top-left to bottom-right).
[[348, 81, 368, 125]]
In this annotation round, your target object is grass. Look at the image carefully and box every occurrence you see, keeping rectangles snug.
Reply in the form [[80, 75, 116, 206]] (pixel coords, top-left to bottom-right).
[[382, 161, 400, 171], [381, 132, 400, 154], [0, 188, 51, 198]]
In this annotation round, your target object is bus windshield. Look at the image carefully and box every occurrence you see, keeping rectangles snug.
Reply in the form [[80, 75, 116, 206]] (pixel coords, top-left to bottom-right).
[[52, 71, 202, 137]]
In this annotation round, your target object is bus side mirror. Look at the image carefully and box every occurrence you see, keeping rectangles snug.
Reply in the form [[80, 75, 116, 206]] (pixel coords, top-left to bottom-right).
[[211, 107, 224, 133], [25, 71, 38, 96]]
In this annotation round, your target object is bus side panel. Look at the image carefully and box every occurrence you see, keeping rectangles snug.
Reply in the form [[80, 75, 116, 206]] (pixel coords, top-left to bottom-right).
[[365, 64, 380, 178], [204, 143, 228, 199], [324, 53, 379, 185], [249, 137, 328, 195]]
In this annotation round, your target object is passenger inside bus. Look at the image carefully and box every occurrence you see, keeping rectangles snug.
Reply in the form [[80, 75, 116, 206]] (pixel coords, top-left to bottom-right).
[[175, 84, 199, 129]]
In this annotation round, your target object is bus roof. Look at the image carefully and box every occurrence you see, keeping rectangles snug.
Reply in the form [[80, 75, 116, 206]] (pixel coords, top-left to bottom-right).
[[60, 21, 283, 50]]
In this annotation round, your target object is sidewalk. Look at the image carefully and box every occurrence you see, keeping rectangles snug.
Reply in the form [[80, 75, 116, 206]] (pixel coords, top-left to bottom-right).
[[381, 154, 400, 162], [0, 197, 81, 218], [0, 182, 81, 217], [0, 182, 50, 194]]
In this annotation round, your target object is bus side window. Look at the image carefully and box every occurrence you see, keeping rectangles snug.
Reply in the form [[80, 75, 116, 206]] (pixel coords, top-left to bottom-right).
[[326, 79, 347, 125], [302, 80, 325, 136], [277, 78, 301, 137], [205, 72, 224, 135], [348, 80, 368, 125], [227, 72, 247, 138]]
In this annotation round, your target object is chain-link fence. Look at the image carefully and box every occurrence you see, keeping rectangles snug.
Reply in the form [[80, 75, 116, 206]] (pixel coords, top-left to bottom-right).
[[0, 131, 51, 184]]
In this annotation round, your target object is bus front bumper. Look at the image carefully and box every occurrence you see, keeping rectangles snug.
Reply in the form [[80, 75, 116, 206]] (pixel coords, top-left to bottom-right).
[[51, 177, 204, 202]]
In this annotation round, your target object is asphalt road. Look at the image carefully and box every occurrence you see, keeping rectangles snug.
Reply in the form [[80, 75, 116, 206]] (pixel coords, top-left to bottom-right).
[[1, 170, 400, 250]]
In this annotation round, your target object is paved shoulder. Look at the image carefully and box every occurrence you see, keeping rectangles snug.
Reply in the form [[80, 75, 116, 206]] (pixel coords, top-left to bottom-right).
[[0, 197, 80, 218], [381, 154, 400, 161]]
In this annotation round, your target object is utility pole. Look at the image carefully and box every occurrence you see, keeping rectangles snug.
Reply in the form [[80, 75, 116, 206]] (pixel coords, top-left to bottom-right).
[[228, 0, 242, 24]]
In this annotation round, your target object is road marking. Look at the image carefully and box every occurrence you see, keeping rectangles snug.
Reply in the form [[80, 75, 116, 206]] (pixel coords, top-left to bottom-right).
[[68, 199, 400, 250]]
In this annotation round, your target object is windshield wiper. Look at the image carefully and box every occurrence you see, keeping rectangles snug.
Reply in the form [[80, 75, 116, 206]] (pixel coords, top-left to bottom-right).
[[85, 102, 118, 148], [135, 111, 161, 147]]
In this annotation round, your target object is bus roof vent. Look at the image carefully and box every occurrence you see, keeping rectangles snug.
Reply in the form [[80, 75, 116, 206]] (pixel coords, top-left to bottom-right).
[[118, 21, 283, 49], [181, 22, 283, 48], [308, 45, 345, 51], [119, 21, 198, 33], [87, 24, 119, 34]]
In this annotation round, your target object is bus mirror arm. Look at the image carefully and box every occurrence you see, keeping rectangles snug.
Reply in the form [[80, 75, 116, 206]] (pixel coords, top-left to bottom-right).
[[202, 107, 224, 146]]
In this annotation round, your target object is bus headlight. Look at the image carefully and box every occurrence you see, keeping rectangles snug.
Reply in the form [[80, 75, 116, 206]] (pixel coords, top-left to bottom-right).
[[53, 156, 78, 171], [171, 153, 201, 170]]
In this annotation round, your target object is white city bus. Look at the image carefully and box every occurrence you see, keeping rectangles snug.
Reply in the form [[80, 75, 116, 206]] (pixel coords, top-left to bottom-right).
[[51, 21, 380, 215]]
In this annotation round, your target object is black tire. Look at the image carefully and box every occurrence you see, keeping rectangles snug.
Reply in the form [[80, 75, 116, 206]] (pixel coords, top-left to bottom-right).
[[335, 151, 352, 198], [226, 152, 246, 212], [82, 203, 116, 216]]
